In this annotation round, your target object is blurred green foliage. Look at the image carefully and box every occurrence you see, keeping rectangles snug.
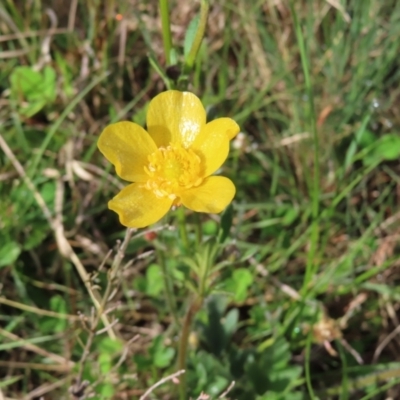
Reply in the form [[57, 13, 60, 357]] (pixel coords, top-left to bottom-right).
[[1, 0, 400, 399]]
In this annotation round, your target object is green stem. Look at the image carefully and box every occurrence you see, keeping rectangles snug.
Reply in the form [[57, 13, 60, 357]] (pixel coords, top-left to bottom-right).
[[194, 213, 202, 250], [157, 247, 179, 327], [178, 297, 203, 400], [159, 0, 173, 65], [305, 324, 316, 399], [289, 2, 320, 294], [198, 258, 210, 300], [177, 207, 190, 252], [183, 0, 209, 73], [148, 54, 173, 90]]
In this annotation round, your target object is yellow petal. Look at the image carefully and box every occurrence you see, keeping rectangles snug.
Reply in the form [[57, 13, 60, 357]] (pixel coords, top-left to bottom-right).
[[180, 176, 235, 213], [109, 184, 173, 228], [147, 90, 206, 148], [215, 117, 240, 140], [98, 121, 157, 182], [191, 119, 232, 177]]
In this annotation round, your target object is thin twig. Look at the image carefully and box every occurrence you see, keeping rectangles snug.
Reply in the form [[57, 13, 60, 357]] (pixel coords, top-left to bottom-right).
[[111, 228, 135, 276], [118, 19, 128, 67], [74, 229, 134, 387], [139, 370, 185, 400], [0, 134, 116, 339], [340, 338, 363, 365], [0, 28, 70, 42], [34, 8, 58, 70], [22, 378, 68, 400], [373, 324, 400, 363], [325, 0, 351, 22], [85, 334, 140, 395], [95, 319, 119, 336], [250, 257, 301, 301], [0, 297, 82, 321], [219, 381, 235, 398], [114, 335, 140, 369], [0, 360, 71, 372], [54, 173, 116, 339], [68, 0, 78, 31]]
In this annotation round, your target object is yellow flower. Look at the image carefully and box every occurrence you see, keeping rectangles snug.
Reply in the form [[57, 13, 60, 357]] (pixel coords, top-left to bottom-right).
[[98, 90, 240, 228]]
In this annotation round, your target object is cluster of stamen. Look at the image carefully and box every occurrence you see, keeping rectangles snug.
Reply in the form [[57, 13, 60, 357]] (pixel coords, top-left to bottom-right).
[[143, 144, 203, 201]]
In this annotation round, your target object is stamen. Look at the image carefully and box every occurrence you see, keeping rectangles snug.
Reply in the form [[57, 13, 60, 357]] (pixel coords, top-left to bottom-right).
[[143, 144, 203, 199]]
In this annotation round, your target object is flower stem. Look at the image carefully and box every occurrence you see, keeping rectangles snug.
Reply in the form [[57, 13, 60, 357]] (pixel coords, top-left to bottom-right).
[[177, 207, 190, 253], [194, 213, 202, 250], [178, 297, 203, 400], [159, 0, 173, 65], [157, 246, 179, 327]]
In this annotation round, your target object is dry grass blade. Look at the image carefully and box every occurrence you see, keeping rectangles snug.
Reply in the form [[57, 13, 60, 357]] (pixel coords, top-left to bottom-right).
[[22, 378, 69, 400], [0, 361, 71, 372], [0, 297, 82, 321], [219, 381, 236, 398], [0, 134, 116, 339], [0, 328, 74, 367]]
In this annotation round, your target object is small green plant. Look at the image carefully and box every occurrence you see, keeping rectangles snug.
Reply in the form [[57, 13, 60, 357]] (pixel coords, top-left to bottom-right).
[[10, 66, 56, 117]]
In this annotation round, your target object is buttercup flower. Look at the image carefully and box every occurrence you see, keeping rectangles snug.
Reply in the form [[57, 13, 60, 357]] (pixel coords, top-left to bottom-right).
[[98, 90, 240, 228]]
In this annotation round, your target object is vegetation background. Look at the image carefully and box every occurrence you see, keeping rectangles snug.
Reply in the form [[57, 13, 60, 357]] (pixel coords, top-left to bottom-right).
[[1, 0, 400, 399]]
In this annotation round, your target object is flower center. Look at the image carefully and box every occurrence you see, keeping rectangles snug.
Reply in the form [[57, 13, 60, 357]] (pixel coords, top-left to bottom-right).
[[144, 144, 203, 200]]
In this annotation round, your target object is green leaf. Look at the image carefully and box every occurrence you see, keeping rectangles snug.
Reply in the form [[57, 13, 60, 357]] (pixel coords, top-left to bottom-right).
[[0, 241, 21, 268], [18, 100, 47, 118], [23, 222, 49, 250], [202, 296, 230, 356], [9, 66, 56, 117], [344, 114, 370, 170], [363, 134, 400, 166], [281, 207, 299, 226], [154, 345, 175, 368], [49, 295, 67, 332], [133, 353, 152, 371], [40, 181, 56, 208], [133, 275, 146, 293], [209, 375, 230, 396], [99, 337, 123, 354], [99, 352, 112, 373], [219, 203, 233, 243], [98, 382, 114, 397], [268, 365, 303, 393], [203, 219, 218, 236], [184, 15, 200, 58], [0, 375, 22, 389], [181, 256, 201, 275], [226, 268, 253, 303], [246, 337, 298, 396], [10, 66, 42, 99], [145, 264, 164, 297], [54, 51, 75, 97], [150, 335, 175, 368], [189, 350, 230, 396], [357, 129, 377, 148], [98, 337, 124, 374], [223, 308, 239, 339], [256, 390, 304, 400], [12, 66, 56, 102]]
